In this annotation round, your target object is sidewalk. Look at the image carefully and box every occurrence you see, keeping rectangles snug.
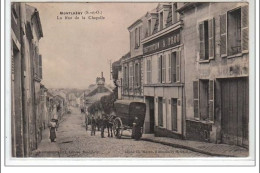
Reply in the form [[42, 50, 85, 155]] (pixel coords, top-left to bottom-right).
[[30, 116, 67, 157], [141, 134, 248, 157], [31, 128, 60, 157]]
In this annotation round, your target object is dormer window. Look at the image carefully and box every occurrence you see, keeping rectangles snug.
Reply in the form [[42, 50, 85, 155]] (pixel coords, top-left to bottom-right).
[[148, 19, 152, 36], [134, 27, 141, 49], [159, 12, 163, 30]]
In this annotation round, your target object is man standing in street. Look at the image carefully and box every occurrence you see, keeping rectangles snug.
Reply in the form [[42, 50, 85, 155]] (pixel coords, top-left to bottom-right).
[[90, 115, 96, 136], [100, 114, 107, 138]]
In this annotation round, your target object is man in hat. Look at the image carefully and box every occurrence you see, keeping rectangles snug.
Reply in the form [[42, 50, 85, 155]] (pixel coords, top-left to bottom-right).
[[100, 114, 107, 138], [90, 115, 96, 136]]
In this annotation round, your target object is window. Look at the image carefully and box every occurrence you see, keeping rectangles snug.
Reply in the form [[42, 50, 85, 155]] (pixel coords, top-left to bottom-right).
[[148, 19, 152, 36], [171, 98, 177, 131], [193, 80, 214, 121], [220, 5, 248, 57], [39, 55, 42, 79], [169, 51, 181, 83], [228, 8, 241, 55], [172, 3, 179, 24], [123, 65, 128, 92], [129, 63, 134, 90], [135, 27, 141, 48], [160, 12, 163, 30], [135, 28, 138, 48], [158, 97, 163, 127], [162, 55, 166, 83], [199, 19, 214, 60], [146, 59, 152, 84], [134, 62, 140, 87], [168, 54, 172, 82], [158, 55, 162, 83]]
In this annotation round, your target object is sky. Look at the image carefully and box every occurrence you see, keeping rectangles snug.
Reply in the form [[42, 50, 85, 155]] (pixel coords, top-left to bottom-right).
[[28, 2, 157, 89]]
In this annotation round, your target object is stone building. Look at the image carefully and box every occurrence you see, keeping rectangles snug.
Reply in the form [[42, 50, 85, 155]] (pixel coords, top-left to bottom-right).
[[178, 2, 249, 147], [11, 3, 44, 157], [121, 19, 144, 101], [142, 3, 184, 137]]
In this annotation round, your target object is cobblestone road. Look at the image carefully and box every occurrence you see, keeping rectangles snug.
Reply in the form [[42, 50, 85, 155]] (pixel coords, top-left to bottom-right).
[[55, 107, 209, 157]]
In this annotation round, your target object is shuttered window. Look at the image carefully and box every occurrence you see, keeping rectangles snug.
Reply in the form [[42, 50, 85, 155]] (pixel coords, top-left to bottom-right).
[[222, 5, 248, 56], [208, 18, 215, 59], [199, 18, 215, 60], [209, 80, 214, 121], [39, 55, 42, 79], [129, 63, 134, 90], [193, 80, 215, 121], [176, 51, 181, 82], [162, 55, 166, 83], [193, 81, 199, 119], [158, 55, 162, 83], [199, 22, 205, 60], [168, 54, 171, 82], [134, 63, 139, 87], [172, 52, 176, 83], [146, 59, 152, 84], [220, 13, 227, 57], [241, 5, 249, 52]]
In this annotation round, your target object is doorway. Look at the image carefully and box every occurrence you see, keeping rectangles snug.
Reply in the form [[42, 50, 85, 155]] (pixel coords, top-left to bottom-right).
[[220, 77, 249, 147]]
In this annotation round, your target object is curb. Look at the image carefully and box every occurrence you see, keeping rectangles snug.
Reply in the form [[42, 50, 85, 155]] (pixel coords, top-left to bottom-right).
[[141, 138, 236, 157]]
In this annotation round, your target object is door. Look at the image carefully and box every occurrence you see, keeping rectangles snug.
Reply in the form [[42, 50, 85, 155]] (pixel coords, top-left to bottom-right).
[[221, 77, 249, 147], [171, 99, 177, 131], [149, 98, 155, 133], [158, 97, 163, 127]]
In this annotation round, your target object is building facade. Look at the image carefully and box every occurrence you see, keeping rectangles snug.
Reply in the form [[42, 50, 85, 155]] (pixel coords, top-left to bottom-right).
[[121, 19, 144, 102], [142, 3, 184, 137], [11, 3, 45, 157], [179, 2, 249, 147]]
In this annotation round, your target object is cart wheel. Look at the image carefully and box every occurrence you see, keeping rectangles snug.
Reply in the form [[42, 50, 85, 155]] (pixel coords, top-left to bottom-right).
[[113, 118, 122, 139]]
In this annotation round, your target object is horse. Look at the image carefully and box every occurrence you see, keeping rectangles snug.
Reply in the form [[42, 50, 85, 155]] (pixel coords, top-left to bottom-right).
[[103, 114, 116, 137]]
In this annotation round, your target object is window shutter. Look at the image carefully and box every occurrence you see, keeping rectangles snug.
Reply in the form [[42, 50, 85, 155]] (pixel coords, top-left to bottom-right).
[[199, 22, 205, 60], [123, 66, 126, 86], [158, 56, 161, 83], [176, 51, 181, 82], [146, 60, 149, 84], [220, 13, 227, 57], [193, 81, 199, 119], [208, 18, 215, 59], [39, 55, 42, 79], [241, 5, 249, 52], [209, 80, 214, 121], [162, 55, 166, 83], [168, 54, 171, 83]]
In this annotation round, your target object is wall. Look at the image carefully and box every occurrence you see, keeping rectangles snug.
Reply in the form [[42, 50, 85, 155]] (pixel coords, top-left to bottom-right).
[[183, 2, 249, 142]]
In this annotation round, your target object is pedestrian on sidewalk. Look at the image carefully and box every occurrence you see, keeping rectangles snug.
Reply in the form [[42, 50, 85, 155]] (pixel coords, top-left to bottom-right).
[[90, 115, 96, 136], [49, 119, 57, 142], [53, 113, 59, 131]]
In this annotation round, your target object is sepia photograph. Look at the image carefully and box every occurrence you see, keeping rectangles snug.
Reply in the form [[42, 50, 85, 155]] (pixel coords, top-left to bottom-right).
[[4, 0, 257, 166]]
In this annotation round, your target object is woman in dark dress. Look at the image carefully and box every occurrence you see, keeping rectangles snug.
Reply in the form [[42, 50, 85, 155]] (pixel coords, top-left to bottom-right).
[[49, 119, 57, 142]]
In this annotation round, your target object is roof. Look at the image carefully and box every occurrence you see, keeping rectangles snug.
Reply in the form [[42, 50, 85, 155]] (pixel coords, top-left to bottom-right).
[[25, 4, 43, 38]]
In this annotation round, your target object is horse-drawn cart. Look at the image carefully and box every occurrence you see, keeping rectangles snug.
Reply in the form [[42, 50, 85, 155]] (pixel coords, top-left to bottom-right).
[[113, 100, 146, 140]]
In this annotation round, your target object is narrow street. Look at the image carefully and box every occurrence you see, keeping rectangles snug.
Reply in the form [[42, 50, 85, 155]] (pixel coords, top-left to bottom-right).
[[55, 108, 209, 157]]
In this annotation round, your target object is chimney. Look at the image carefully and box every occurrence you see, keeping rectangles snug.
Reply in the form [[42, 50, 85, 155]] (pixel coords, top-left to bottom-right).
[[101, 72, 103, 78]]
